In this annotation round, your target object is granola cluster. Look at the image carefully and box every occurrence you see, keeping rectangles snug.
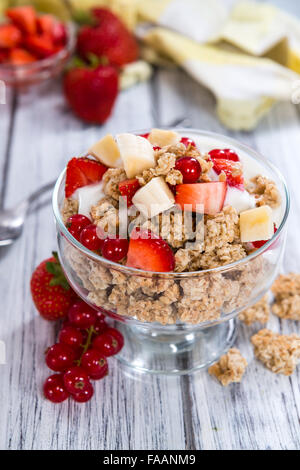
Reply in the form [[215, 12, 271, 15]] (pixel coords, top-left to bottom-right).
[[208, 348, 248, 386], [251, 329, 300, 376], [239, 294, 270, 325], [271, 273, 300, 320], [246, 175, 281, 209]]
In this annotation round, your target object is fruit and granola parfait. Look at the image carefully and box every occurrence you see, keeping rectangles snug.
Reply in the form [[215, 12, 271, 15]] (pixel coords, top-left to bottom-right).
[[58, 129, 284, 325]]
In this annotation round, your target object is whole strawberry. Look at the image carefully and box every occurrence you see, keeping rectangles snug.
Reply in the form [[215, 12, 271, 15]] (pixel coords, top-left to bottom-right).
[[77, 8, 138, 67], [31, 252, 77, 321], [63, 62, 118, 123]]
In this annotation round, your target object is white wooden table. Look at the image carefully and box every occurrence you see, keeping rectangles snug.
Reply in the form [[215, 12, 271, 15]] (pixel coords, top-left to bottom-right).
[[1, 2, 300, 451]]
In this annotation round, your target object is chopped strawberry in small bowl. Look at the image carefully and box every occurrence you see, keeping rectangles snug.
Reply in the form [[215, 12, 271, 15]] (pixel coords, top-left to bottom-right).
[[0, 5, 75, 87]]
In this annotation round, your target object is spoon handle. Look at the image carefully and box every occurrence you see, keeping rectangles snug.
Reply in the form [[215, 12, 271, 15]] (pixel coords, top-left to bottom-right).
[[27, 180, 56, 206]]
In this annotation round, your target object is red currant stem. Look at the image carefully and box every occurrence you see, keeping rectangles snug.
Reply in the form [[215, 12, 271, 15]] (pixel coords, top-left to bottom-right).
[[76, 326, 96, 366]]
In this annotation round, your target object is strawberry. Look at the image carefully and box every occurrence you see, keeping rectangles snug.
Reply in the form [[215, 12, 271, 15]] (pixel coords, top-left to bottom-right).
[[175, 182, 227, 215], [37, 15, 66, 47], [65, 157, 108, 198], [119, 179, 140, 207], [211, 158, 244, 189], [0, 24, 22, 49], [126, 229, 175, 272], [0, 48, 9, 64], [63, 63, 119, 124], [6, 6, 37, 36], [77, 8, 138, 67], [9, 47, 36, 65], [30, 252, 77, 321], [209, 148, 240, 162], [25, 34, 57, 59]]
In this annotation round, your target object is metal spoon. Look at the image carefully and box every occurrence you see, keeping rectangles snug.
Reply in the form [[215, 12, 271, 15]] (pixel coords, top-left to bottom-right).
[[0, 181, 55, 247]]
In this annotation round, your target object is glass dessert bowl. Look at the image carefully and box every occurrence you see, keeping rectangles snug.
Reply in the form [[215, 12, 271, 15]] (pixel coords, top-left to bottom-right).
[[0, 22, 75, 87], [53, 129, 289, 375]]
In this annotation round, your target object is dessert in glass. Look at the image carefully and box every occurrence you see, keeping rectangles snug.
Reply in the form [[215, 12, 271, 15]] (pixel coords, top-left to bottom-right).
[[53, 128, 289, 374]]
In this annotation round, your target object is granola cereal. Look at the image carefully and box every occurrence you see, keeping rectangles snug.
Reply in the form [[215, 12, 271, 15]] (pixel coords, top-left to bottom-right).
[[208, 348, 248, 386], [239, 294, 270, 325], [271, 273, 300, 320], [246, 175, 281, 208], [61, 198, 79, 224], [251, 329, 300, 375]]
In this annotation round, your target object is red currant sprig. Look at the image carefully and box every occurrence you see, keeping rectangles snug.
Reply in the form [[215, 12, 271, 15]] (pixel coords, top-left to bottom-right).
[[43, 301, 124, 404]]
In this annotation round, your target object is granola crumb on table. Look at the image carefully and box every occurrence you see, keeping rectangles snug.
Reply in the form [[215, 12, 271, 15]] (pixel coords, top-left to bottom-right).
[[208, 348, 248, 386], [251, 329, 300, 375], [271, 273, 300, 320], [239, 294, 270, 325]]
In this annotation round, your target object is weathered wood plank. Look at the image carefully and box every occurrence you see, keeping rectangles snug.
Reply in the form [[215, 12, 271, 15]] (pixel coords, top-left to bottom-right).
[[0, 75, 186, 450]]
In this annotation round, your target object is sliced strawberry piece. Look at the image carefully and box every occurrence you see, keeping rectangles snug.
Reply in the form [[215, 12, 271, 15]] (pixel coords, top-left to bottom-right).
[[119, 179, 140, 207], [211, 158, 244, 189], [181, 137, 196, 148], [25, 34, 57, 59], [0, 24, 22, 49], [175, 182, 227, 215], [9, 47, 36, 65], [65, 157, 108, 198], [0, 48, 9, 64], [209, 148, 240, 162], [37, 14, 55, 36], [139, 133, 149, 139], [126, 229, 175, 272], [252, 225, 277, 249], [52, 22, 67, 46], [6, 6, 37, 35]]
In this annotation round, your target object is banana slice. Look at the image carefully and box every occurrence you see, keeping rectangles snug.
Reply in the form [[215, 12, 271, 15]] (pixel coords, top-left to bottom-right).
[[240, 205, 273, 243], [88, 134, 122, 168], [148, 129, 180, 147], [132, 176, 175, 218], [116, 133, 155, 178]]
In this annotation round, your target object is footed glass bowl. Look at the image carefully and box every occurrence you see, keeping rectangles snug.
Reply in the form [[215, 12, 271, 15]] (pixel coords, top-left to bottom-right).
[[52, 130, 290, 375]]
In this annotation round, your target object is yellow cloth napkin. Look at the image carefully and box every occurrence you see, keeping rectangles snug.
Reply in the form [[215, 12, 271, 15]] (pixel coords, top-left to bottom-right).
[[137, 0, 300, 130]]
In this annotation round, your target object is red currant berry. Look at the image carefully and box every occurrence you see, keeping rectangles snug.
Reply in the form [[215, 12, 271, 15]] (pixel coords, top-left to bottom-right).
[[72, 383, 94, 403], [153, 146, 161, 151], [93, 317, 108, 335], [59, 325, 84, 350], [106, 327, 124, 351], [102, 237, 129, 262], [175, 157, 201, 184], [45, 343, 76, 372], [63, 366, 91, 394], [180, 137, 196, 147], [67, 214, 91, 241], [68, 301, 97, 329], [208, 148, 239, 162], [80, 224, 103, 251], [81, 349, 108, 380], [43, 374, 70, 403], [93, 332, 122, 357], [139, 133, 149, 139]]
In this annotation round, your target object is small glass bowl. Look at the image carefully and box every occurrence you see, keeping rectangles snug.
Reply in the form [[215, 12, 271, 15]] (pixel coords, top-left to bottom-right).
[[52, 129, 290, 375], [0, 22, 75, 87]]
